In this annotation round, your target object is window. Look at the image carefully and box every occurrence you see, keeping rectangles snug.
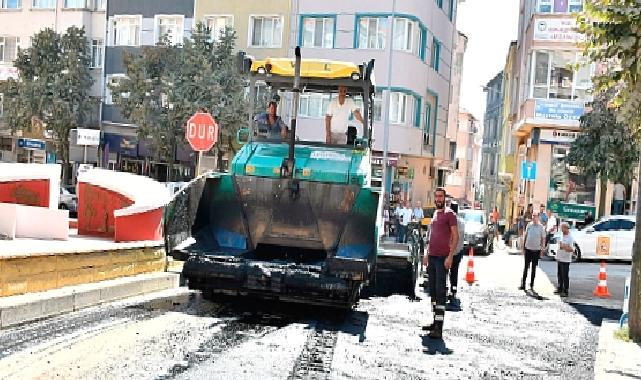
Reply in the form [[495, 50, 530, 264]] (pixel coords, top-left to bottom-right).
[[1, 0, 20, 9], [424, 102, 432, 145], [105, 75, 127, 105], [358, 17, 387, 50], [113, 16, 141, 46], [90, 39, 103, 68], [430, 38, 441, 71], [436, 0, 443, 8], [299, 93, 331, 118], [64, 0, 87, 8], [249, 16, 283, 48], [537, 0, 583, 13], [205, 15, 233, 42], [393, 18, 421, 56], [0, 37, 19, 63], [619, 219, 635, 231], [530, 50, 592, 100], [0, 93, 3, 118], [301, 16, 334, 48], [449, 142, 456, 162], [594, 220, 613, 232], [448, 0, 455, 21], [92, 0, 105, 10], [156, 16, 184, 45], [32, 0, 54, 8], [568, 0, 583, 12], [373, 91, 382, 121], [390, 92, 412, 125]]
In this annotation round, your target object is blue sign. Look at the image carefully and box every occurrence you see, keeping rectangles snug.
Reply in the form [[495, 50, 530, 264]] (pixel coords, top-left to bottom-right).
[[17, 138, 46, 150], [521, 160, 537, 181], [534, 100, 585, 121]]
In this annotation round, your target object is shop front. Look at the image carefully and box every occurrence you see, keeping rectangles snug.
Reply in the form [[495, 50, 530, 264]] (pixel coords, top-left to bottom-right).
[[537, 129, 596, 222], [102, 133, 142, 174]]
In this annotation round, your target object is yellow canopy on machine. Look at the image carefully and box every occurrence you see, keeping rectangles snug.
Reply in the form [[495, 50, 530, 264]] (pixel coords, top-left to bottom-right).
[[250, 58, 361, 79]]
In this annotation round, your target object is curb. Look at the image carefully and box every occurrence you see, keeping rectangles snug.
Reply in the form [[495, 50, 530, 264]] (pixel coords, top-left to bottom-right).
[[0, 272, 179, 329], [594, 321, 641, 379]]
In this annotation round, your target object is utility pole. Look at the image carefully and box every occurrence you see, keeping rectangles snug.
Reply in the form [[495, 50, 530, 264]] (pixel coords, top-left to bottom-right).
[[382, 0, 396, 208]]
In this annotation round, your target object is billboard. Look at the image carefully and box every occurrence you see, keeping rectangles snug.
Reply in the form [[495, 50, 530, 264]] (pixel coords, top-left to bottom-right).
[[534, 18, 584, 43], [535, 100, 585, 121]]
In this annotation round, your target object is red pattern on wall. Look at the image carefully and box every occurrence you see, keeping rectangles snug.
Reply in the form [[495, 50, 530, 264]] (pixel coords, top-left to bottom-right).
[[77, 183, 133, 238], [0, 180, 50, 207], [114, 207, 164, 242]]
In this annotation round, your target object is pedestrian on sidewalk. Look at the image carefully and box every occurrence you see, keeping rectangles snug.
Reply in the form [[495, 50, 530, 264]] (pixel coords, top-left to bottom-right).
[[519, 212, 546, 292], [545, 211, 557, 245], [397, 201, 412, 243], [448, 202, 465, 305], [555, 222, 574, 297], [422, 187, 459, 339], [613, 182, 626, 215]]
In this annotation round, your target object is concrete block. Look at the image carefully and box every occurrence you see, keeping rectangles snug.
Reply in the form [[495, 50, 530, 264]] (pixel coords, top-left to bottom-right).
[[41, 292, 74, 317], [99, 280, 144, 302], [136, 248, 165, 262], [15, 204, 69, 240], [25, 271, 59, 293], [0, 300, 43, 327], [0, 203, 17, 239], [73, 288, 102, 310]]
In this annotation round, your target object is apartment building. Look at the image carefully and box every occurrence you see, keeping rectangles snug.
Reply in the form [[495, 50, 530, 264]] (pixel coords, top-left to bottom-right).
[[509, 0, 598, 221], [0, 0, 106, 165], [193, 0, 292, 60], [497, 41, 518, 224], [289, 0, 461, 206], [480, 71, 503, 214], [446, 109, 480, 206], [101, 0, 196, 180]]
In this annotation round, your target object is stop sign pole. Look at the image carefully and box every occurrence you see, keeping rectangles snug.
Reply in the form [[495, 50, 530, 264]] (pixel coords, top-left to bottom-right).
[[185, 112, 218, 175]]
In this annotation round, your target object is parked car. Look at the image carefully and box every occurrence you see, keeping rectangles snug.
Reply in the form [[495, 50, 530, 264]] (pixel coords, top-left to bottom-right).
[[59, 186, 77, 215], [547, 215, 635, 261], [460, 209, 492, 255]]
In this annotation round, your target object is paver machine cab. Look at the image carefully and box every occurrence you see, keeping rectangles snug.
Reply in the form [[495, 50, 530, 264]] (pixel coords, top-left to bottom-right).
[[164, 48, 379, 308]]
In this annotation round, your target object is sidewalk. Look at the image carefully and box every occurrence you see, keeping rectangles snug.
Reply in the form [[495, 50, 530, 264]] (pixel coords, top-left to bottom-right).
[[594, 321, 641, 379]]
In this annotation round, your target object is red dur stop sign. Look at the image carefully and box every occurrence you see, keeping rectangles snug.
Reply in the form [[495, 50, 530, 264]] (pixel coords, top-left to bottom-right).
[[185, 112, 218, 152]]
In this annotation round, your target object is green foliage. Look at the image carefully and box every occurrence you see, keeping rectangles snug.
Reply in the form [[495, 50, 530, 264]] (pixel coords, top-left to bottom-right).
[[0, 27, 96, 178], [568, 91, 639, 184], [110, 22, 248, 173], [577, 0, 641, 128]]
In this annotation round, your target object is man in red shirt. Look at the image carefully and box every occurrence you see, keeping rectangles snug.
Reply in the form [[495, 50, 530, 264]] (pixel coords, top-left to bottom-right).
[[422, 187, 459, 339]]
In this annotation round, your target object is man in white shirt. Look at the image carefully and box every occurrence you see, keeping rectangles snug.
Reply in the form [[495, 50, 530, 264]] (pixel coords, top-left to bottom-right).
[[555, 222, 574, 297], [325, 85, 364, 144], [413, 201, 424, 222], [545, 211, 557, 245], [397, 202, 413, 243]]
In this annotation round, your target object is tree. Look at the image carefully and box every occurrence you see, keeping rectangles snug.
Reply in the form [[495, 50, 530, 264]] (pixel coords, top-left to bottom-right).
[[568, 91, 640, 217], [0, 27, 96, 183], [578, 0, 641, 341], [111, 23, 248, 179]]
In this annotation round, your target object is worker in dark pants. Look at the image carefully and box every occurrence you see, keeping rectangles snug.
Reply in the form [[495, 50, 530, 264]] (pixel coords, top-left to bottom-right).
[[422, 187, 459, 339], [520, 212, 546, 292], [448, 202, 465, 307]]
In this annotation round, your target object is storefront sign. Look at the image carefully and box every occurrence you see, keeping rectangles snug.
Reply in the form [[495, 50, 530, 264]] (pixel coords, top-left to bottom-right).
[[546, 201, 595, 220], [521, 160, 537, 181], [75, 129, 100, 146], [535, 100, 585, 121], [17, 138, 45, 150], [102, 133, 137, 156], [539, 129, 578, 144], [534, 18, 584, 43]]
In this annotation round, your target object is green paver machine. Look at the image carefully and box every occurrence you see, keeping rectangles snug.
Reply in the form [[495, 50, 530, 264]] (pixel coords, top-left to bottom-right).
[[164, 48, 380, 308]]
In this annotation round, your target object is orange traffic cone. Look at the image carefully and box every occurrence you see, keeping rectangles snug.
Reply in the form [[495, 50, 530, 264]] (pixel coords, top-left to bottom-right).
[[465, 246, 475, 284], [593, 260, 611, 298]]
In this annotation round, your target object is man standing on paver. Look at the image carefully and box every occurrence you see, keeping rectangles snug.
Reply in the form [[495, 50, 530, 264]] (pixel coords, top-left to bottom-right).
[[423, 187, 458, 339], [555, 222, 574, 297], [520, 212, 546, 292], [613, 182, 626, 215]]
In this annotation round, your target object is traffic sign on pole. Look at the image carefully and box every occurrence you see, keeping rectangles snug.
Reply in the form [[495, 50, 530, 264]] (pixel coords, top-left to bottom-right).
[[185, 112, 218, 152]]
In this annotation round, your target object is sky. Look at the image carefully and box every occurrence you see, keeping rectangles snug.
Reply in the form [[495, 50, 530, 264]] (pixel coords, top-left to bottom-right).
[[456, 0, 520, 123]]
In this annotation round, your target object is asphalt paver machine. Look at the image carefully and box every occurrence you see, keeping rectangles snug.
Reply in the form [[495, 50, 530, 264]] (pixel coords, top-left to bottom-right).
[[164, 48, 380, 308]]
